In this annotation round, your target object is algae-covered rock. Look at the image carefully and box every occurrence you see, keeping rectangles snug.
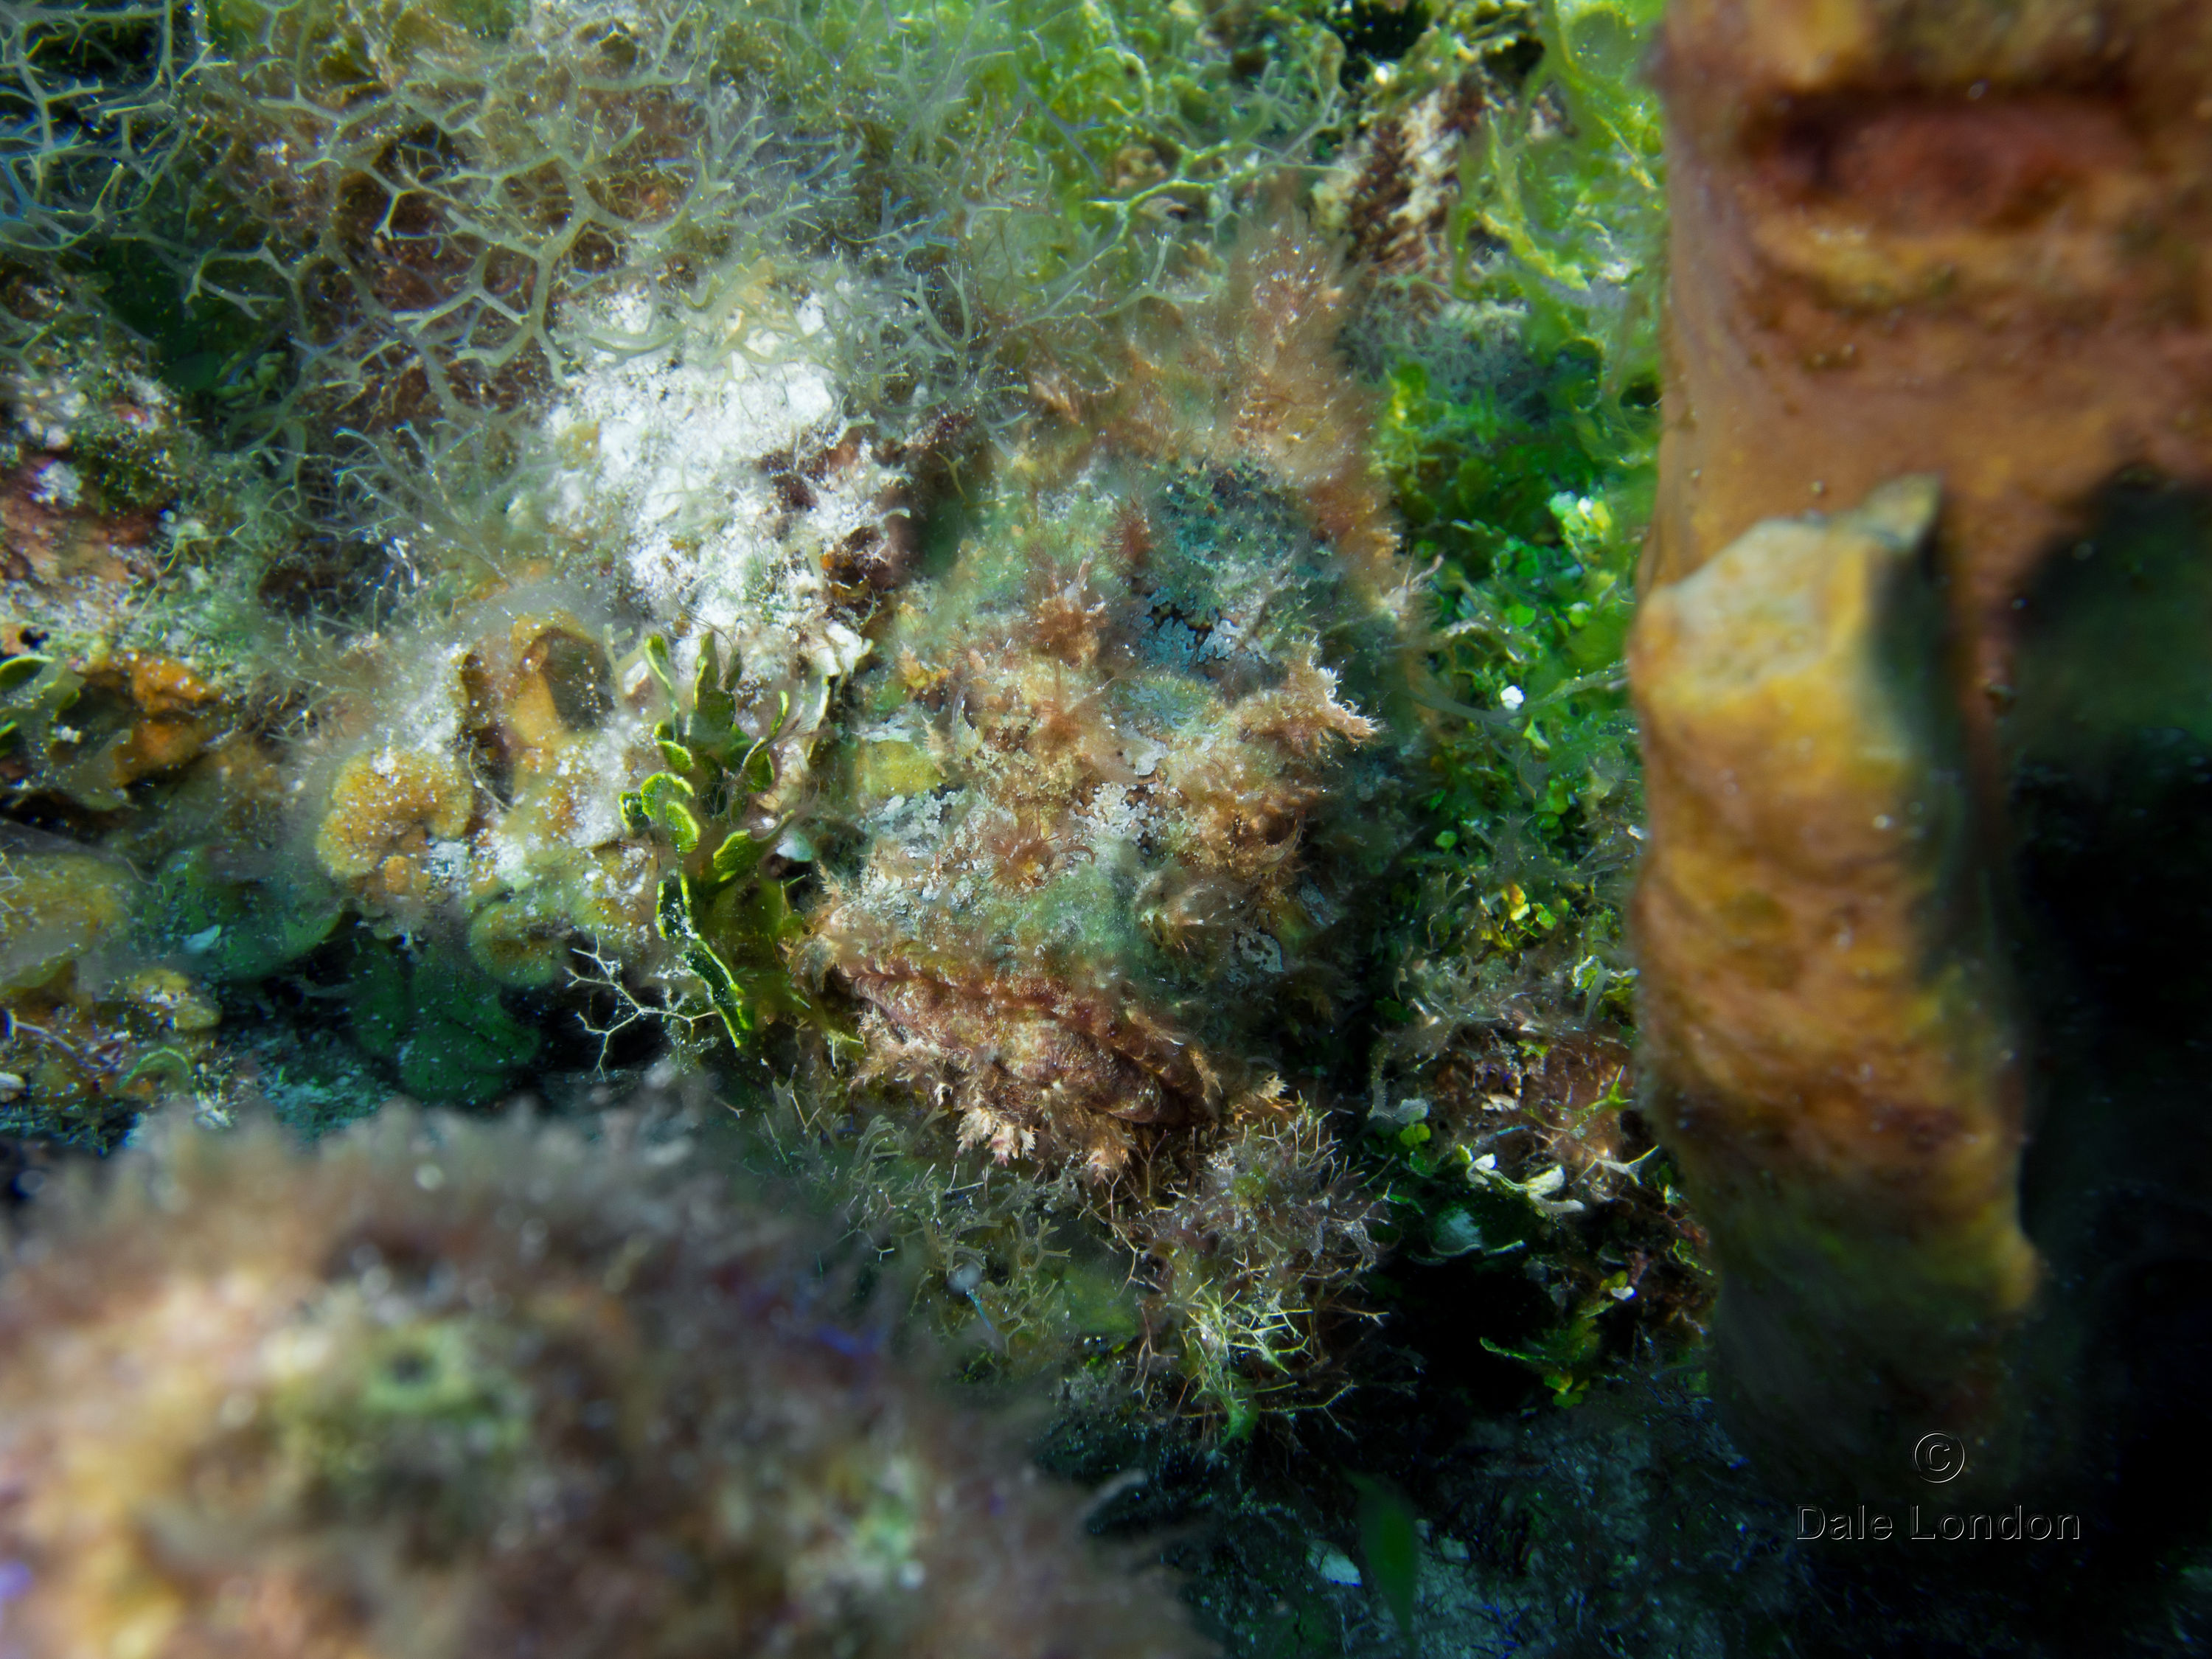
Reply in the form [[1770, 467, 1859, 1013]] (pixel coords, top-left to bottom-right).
[[0, 845, 135, 994], [341, 936, 543, 1107], [816, 448, 1397, 1178], [776, 220, 1408, 1415], [0, 1108, 1206, 1659], [0, 835, 229, 1142], [315, 745, 477, 881], [145, 844, 346, 984], [813, 220, 1416, 1184], [0, 650, 229, 813]]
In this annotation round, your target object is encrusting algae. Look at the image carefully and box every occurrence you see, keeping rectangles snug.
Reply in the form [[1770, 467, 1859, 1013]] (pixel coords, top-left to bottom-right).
[[0, 1105, 1206, 1659]]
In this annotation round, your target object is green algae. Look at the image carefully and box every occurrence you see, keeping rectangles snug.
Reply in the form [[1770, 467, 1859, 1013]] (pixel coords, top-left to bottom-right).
[[340, 934, 543, 1107], [147, 846, 345, 984], [1364, 0, 1660, 1034]]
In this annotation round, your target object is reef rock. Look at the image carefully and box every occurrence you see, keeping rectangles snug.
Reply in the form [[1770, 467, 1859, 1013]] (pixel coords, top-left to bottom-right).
[[0, 1107, 1205, 1659]]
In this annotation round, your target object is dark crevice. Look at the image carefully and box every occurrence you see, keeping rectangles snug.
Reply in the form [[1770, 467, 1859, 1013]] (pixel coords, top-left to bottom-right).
[[2003, 475, 2212, 1545]]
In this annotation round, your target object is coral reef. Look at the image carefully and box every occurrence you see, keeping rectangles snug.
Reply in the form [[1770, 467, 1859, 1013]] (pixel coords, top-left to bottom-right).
[[0, 1105, 1205, 1658], [0, 0, 1690, 1458], [0, 0, 2199, 1645]]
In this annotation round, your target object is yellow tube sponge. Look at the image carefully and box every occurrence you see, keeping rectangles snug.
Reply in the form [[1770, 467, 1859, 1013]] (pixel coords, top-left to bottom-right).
[[1630, 479, 2039, 1498]]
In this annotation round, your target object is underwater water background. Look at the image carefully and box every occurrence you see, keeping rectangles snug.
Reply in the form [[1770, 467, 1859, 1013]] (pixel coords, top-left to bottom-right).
[[1, 0, 2209, 1654]]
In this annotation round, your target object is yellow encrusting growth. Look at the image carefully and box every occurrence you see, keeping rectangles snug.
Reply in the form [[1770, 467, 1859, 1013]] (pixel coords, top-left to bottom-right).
[[313, 747, 476, 880]]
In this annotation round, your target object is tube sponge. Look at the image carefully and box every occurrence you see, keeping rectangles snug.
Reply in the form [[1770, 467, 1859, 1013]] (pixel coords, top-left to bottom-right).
[[1629, 479, 2037, 1496], [0, 1107, 1205, 1659], [1643, 0, 2212, 1514]]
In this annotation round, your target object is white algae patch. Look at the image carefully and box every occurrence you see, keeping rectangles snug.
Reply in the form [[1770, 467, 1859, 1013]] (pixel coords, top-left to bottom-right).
[[543, 287, 896, 689]]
